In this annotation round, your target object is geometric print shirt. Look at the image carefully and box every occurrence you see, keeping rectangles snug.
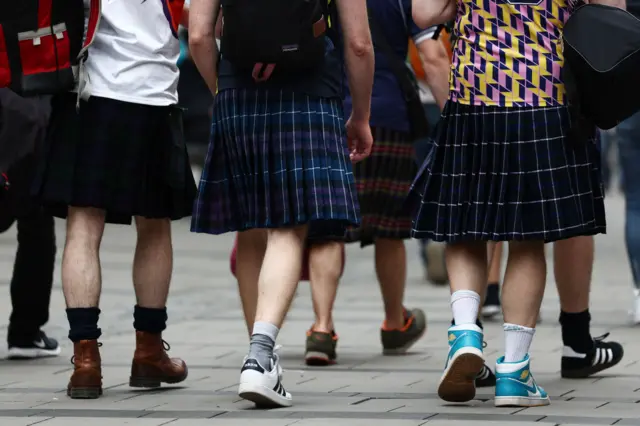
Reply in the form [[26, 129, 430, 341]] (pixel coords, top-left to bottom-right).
[[449, 0, 580, 107]]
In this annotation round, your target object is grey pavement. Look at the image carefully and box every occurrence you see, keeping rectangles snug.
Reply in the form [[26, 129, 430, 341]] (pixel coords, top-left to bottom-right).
[[0, 190, 639, 426]]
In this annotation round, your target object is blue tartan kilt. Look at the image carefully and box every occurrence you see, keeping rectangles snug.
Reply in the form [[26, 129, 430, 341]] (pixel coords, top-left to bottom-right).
[[191, 88, 360, 235], [409, 102, 607, 243]]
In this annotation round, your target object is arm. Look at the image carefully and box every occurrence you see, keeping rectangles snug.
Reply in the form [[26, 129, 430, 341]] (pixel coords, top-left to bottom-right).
[[336, 0, 375, 122], [416, 38, 450, 110], [188, 0, 221, 95], [412, 0, 456, 30]]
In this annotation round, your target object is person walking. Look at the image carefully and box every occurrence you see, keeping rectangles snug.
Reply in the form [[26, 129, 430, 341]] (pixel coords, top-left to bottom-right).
[[411, 0, 615, 408], [189, 0, 374, 409], [32, 0, 195, 399]]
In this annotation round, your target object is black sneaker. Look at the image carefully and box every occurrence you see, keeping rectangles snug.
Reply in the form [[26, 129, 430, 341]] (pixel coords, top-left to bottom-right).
[[381, 308, 427, 355], [8, 331, 61, 360], [561, 333, 624, 378], [481, 283, 501, 319], [475, 363, 496, 387]]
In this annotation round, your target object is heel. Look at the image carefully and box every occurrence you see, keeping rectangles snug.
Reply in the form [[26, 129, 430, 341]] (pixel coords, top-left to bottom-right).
[[438, 352, 484, 403], [67, 387, 102, 399], [129, 376, 161, 388]]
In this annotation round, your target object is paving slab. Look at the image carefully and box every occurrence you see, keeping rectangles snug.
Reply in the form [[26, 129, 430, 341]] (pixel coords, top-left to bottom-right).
[[1, 191, 639, 424]]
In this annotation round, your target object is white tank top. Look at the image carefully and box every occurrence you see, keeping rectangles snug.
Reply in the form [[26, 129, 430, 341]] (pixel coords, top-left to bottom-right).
[[83, 0, 184, 106]]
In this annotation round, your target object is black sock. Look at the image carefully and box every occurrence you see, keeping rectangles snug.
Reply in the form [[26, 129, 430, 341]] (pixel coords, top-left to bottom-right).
[[133, 305, 167, 334], [559, 309, 594, 353], [67, 308, 101, 342]]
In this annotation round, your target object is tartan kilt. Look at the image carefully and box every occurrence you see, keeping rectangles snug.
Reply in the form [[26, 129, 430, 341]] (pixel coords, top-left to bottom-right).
[[409, 102, 606, 243], [32, 93, 197, 225], [191, 89, 360, 235], [345, 126, 417, 247]]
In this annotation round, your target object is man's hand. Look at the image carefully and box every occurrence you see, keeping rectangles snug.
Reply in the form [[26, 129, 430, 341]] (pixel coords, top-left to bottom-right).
[[346, 117, 373, 163]]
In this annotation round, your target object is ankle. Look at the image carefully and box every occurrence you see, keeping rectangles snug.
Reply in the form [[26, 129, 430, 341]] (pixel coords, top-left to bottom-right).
[[312, 321, 334, 334], [382, 310, 406, 330], [67, 307, 102, 342], [559, 309, 593, 352], [133, 305, 167, 334]]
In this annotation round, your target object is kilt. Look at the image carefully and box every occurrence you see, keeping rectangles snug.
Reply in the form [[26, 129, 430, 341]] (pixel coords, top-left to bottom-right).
[[345, 127, 417, 247], [191, 89, 360, 235], [410, 102, 606, 243], [32, 93, 197, 225]]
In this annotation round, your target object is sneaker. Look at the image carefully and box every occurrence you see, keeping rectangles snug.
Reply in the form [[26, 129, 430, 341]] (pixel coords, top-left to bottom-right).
[[495, 355, 550, 407], [475, 363, 497, 387], [438, 324, 484, 403], [481, 284, 501, 319], [561, 333, 624, 378], [381, 308, 427, 355], [423, 241, 448, 285], [238, 354, 292, 408], [8, 331, 61, 360], [305, 329, 338, 366]]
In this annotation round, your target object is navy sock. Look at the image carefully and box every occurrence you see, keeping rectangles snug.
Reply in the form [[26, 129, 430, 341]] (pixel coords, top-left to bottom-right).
[[133, 305, 167, 334], [560, 310, 594, 353], [67, 307, 101, 342]]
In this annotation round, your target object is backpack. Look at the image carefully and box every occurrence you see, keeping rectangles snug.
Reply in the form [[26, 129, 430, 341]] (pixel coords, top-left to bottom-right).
[[220, 0, 332, 82], [0, 0, 101, 96], [563, 4, 640, 130]]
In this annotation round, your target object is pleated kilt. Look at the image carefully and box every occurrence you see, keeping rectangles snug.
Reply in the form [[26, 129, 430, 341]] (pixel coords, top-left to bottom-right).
[[191, 89, 360, 235], [410, 102, 606, 243], [345, 126, 417, 247]]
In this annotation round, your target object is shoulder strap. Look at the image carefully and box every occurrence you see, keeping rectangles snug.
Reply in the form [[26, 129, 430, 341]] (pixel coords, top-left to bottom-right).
[[367, 8, 419, 103]]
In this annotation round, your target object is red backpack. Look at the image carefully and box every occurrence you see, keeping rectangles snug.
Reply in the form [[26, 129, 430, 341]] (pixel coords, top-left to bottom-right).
[[0, 0, 101, 96]]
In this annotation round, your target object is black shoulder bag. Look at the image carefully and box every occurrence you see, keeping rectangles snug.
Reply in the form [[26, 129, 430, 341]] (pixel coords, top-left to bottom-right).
[[367, 10, 431, 141]]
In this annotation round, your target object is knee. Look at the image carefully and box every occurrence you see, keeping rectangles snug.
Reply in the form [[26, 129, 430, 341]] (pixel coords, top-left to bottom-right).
[[135, 217, 171, 244], [66, 207, 105, 251]]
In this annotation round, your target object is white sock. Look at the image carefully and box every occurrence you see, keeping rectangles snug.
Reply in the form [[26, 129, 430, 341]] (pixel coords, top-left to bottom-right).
[[451, 290, 481, 326], [503, 323, 535, 362]]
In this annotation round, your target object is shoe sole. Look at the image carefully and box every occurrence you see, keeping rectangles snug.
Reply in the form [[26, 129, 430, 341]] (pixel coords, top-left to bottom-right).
[[305, 351, 335, 366], [495, 396, 550, 407], [129, 365, 189, 388], [7, 347, 61, 360], [67, 387, 103, 399], [425, 242, 448, 285], [382, 323, 428, 355], [238, 382, 293, 408], [438, 349, 484, 403]]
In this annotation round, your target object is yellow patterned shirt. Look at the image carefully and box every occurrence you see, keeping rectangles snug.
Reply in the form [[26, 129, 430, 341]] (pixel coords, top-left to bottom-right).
[[449, 0, 579, 107]]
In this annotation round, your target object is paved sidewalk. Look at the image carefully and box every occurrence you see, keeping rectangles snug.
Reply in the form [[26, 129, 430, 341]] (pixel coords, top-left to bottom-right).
[[0, 191, 639, 426]]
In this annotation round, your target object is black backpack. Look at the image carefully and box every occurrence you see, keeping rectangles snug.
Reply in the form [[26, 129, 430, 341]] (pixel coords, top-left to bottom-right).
[[0, 0, 100, 96], [563, 4, 640, 130], [220, 0, 331, 82]]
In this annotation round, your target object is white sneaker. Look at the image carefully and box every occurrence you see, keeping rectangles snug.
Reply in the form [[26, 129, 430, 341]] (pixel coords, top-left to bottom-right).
[[238, 353, 292, 408], [632, 291, 640, 325]]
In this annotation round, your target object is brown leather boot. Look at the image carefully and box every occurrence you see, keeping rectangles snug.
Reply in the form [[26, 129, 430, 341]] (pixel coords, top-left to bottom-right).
[[67, 340, 103, 399], [129, 331, 188, 388]]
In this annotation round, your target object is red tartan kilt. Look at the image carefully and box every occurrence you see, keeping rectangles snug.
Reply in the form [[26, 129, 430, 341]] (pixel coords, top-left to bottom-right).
[[230, 235, 345, 281]]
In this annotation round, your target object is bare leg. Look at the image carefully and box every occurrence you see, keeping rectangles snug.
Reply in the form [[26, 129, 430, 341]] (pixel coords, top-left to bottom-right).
[[236, 229, 267, 336], [554, 236, 591, 313], [502, 241, 546, 328], [482, 242, 503, 318], [487, 242, 503, 285], [133, 217, 173, 308], [375, 238, 407, 329], [254, 225, 308, 327], [63, 207, 106, 309], [447, 241, 488, 296], [309, 241, 343, 333]]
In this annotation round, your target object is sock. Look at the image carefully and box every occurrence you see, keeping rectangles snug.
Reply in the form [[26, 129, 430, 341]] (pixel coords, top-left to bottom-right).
[[559, 310, 594, 353], [67, 308, 102, 342], [503, 323, 535, 362], [451, 290, 481, 325], [133, 305, 168, 334], [248, 321, 279, 369]]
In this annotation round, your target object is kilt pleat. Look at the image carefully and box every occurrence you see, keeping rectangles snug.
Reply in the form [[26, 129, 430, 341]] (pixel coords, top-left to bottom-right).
[[345, 127, 417, 246], [410, 102, 606, 243], [191, 89, 360, 235]]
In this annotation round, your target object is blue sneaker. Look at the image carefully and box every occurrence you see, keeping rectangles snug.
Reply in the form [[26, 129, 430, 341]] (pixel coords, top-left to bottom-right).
[[438, 324, 484, 402], [495, 355, 550, 407]]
